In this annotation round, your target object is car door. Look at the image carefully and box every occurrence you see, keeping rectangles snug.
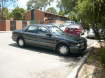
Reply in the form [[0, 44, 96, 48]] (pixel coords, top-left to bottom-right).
[[36, 26, 56, 48], [23, 25, 39, 45]]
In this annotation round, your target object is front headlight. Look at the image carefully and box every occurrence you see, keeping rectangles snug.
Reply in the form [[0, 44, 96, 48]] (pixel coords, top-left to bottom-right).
[[76, 43, 80, 47], [70, 42, 80, 47]]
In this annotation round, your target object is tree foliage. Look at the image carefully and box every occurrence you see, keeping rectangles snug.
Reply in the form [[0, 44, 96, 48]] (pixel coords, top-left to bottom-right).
[[58, 11, 65, 16], [57, 0, 77, 14], [58, 0, 105, 40], [46, 7, 57, 14], [75, 0, 105, 40], [0, 0, 17, 20], [3, 8, 10, 19], [27, 0, 53, 10], [70, 0, 105, 28], [58, 0, 105, 27], [11, 7, 26, 20], [0, 8, 10, 20]]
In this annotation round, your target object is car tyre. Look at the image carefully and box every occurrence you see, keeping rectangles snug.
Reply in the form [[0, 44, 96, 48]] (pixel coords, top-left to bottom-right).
[[17, 38, 25, 47], [56, 44, 70, 56]]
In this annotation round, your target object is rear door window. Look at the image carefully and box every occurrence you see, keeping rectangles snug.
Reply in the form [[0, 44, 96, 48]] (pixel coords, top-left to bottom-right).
[[26, 26, 38, 33]]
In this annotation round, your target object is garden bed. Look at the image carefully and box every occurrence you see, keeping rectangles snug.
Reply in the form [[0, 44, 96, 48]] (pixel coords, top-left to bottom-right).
[[78, 47, 105, 78]]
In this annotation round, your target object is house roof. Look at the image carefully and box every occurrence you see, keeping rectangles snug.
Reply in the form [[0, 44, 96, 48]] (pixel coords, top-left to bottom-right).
[[36, 10, 69, 20]]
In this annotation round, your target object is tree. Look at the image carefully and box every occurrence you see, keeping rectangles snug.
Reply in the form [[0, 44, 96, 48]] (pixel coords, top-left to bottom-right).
[[75, 0, 105, 40], [46, 7, 57, 14], [75, 0, 105, 27], [58, 11, 65, 16], [2, 8, 10, 19], [0, 0, 17, 19], [11, 7, 26, 20], [27, 0, 53, 10], [57, 0, 105, 40], [57, 0, 77, 14], [0, 8, 10, 20], [68, 11, 79, 22]]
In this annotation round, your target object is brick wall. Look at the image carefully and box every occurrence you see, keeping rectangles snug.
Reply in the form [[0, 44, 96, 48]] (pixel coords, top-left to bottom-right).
[[0, 20, 30, 31], [16, 20, 23, 30], [5, 20, 10, 31], [0, 20, 6, 31], [24, 11, 31, 20]]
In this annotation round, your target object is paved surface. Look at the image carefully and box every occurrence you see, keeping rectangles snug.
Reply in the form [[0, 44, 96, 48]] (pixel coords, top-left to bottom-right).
[[0, 32, 82, 78], [81, 31, 99, 48], [0, 32, 97, 78]]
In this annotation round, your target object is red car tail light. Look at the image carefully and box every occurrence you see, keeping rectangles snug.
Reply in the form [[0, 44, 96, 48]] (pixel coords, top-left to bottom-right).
[[75, 28, 81, 32]]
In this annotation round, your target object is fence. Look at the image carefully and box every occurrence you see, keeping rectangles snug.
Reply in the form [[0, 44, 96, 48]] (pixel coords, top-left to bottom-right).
[[0, 20, 30, 31]]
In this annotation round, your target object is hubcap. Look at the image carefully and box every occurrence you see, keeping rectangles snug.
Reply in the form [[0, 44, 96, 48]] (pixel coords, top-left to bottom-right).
[[18, 39, 24, 46], [59, 46, 68, 55]]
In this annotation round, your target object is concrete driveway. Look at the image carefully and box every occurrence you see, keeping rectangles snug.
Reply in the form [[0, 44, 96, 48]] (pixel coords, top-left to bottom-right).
[[0, 32, 92, 78]]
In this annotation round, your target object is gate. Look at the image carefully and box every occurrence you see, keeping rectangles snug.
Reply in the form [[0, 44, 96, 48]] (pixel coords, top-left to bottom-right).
[[10, 21, 16, 31]]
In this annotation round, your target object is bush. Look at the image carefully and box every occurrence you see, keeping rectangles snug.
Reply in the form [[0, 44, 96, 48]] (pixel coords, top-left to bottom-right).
[[100, 47, 105, 66]]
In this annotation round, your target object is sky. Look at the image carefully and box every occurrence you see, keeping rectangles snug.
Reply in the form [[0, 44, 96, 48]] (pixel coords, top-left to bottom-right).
[[0, 0, 29, 10], [18, 0, 29, 9]]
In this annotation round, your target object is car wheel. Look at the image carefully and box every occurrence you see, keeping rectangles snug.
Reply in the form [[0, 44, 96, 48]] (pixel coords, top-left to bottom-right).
[[17, 38, 25, 47], [56, 44, 70, 56]]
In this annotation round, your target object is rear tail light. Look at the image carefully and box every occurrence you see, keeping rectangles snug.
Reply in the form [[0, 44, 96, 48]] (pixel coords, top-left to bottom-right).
[[75, 28, 81, 32]]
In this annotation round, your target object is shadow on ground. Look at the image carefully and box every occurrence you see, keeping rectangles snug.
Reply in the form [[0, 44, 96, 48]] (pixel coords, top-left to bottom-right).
[[9, 43, 82, 63]]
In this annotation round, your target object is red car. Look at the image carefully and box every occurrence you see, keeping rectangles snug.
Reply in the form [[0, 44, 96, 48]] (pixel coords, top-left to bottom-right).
[[64, 24, 84, 36]]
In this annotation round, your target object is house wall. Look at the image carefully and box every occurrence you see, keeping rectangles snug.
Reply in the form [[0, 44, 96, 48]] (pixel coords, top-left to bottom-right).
[[44, 17, 64, 24], [54, 20, 64, 24], [24, 10, 69, 24]]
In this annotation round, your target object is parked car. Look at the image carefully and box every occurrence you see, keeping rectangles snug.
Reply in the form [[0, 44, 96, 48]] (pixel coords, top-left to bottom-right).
[[65, 21, 76, 25], [59, 23, 84, 36], [58, 24, 66, 31], [12, 24, 87, 56], [58, 20, 76, 30], [87, 28, 105, 39], [98, 29, 105, 39], [87, 28, 95, 38]]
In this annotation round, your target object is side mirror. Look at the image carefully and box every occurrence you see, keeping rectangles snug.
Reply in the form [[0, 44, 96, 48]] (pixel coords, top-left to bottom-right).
[[46, 33, 52, 37]]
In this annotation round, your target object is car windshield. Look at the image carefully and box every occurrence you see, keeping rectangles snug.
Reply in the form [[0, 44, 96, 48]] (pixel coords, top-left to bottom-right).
[[49, 26, 64, 36]]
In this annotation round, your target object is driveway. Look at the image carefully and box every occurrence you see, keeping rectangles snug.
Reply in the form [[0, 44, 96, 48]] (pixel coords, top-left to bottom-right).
[[0, 32, 91, 78]]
